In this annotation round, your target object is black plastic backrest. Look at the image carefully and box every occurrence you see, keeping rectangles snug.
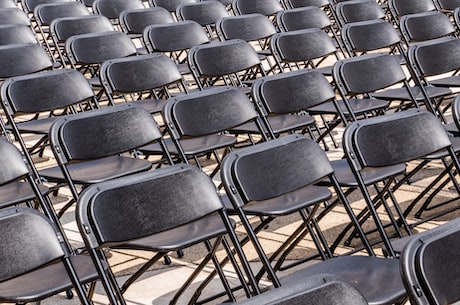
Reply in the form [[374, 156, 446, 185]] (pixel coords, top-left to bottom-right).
[[151, 0, 197, 12], [50, 104, 162, 162], [65, 31, 137, 64], [119, 7, 174, 34], [77, 164, 224, 248], [276, 6, 332, 31], [400, 218, 460, 305], [252, 69, 336, 114], [34, 2, 90, 25], [336, 0, 386, 25], [341, 19, 401, 52], [221, 134, 334, 204], [286, 0, 330, 8], [2, 68, 94, 114], [389, 0, 437, 17], [343, 110, 452, 170], [0, 0, 16, 8], [177, 0, 229, 26], [22, 0, 70, 14], [100, 53, 182, 93], [0, 8, 31, 26], [51, 15, 113, 42], [0, 138, 29, 185], [143, 20, 209, 52], [271, 28, 337, 62], [333, 53, 406, 94], [0, 207, 64, 282], [217, 13, 276, 41], [438, 0, 460, 10], [232, 0, 284, 16], [400, 11, 455, 43], [236, 273, 368, 305], [0, 24, 37, 45], [0, 43, 52, 78], [165, 86, 258, 138], [92, 0, 144, 20], [188, 39, 260, 76], [408, 36, 460, 77]]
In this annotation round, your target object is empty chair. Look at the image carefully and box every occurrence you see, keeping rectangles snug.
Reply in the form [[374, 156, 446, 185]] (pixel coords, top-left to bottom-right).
[[399, 11, 456, 47], [188, 38, 266, 92], [76, 164, 258, 305], [236, 273, 368, 305], [140, 86, 266, 176], [334, 0, 387, 28], [92, 0, 144, 28], [400, 217, 460, 305], [99, 53, 188, 121], [388, 0, 439, 26], [142, 20, 209, 77], [50, 14, 114, 65], [437, 0, 460, 13], [38, 104, 171, 216], [232, 0, 284, 18], [119, 6, 174, 35], [220, 134, 407, 305], [0, 207, 100, 304], [0, 68, 99, 179], [176, 0, 229, 39]]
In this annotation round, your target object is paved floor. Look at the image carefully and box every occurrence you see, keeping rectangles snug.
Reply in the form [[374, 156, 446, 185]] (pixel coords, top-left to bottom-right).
[[25, 122, 460, 305]]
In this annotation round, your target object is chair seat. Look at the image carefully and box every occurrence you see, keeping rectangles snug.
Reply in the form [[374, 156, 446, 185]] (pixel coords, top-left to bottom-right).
[[243, 185, 331, 216], [330, 159, 406, 187], [129, 98, 168, 114], [265, 114, 316, 135], [281, 255, 406, 305], [0, 255, 100, 303], [39, 155, 152, 184], [12, 116, 59, 134], [429, 74, 460, 87], [308, 98, 389, 116], [371, 85, 451, 101], [116, 213, 235, 251], [445, 121, 459, 136], [0, 182, 49, 208]]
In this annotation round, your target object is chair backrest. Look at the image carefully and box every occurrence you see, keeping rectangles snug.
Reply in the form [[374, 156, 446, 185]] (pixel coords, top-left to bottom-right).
[[0, 8, 31, 26], [399, 11, 455, 45], [164, 86, 259, 139], [232, 0, 284, 17], [276, 6, 333, 31], [34, 1, 90, 26], [235, 273, 368, 305], [119, 6, 174, 34], [451, 94, 460, 132], [92, 0, 144, 20], [150, 0, 197, 13], [65, 31, 137, 66], [50, 104, 163, 163], [252, 69, 336, 115], [77, 164, 224, 249], [50, 14, 114, 42], [343, 110, 452, 170], [216, 13, 276, 42], [99, 53, 185, 99], [0, 24, 37, 45], [335, 0, 386, 26], [188, 38, 263, 89], [1, 68, 96, 115], [389, 0, 438, 20], [437, 0, 460, 11], [221, 134, 333, 205], [407, 36, 460, 78], [22, 0, 71, 14], [400, 218, 460, 305], [0, 0, 17, 8], [0, 43, 52, 78], [0, 137, 30, 186], [0, 207, 65, 282], [284, 0, 330, 8]]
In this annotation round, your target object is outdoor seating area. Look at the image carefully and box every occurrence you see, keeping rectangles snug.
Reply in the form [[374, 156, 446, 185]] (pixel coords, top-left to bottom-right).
[[2, 0, 460, 305]]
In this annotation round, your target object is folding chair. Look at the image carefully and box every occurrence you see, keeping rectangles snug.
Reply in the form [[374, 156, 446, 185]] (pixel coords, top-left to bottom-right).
[[139, 86, 266, 177], [342, 109, 460, 257], [38, 104, 172, 217], [50, 14, 114, 66], [334, 0, 387, 28], [119, 6, 174, 36], [400, 217, 460, 305], [91, 0, 144, 29], [388, 0, 439, 26], [1, 68, 99, 180], [76, 164, 258, 305], [235, 274, 368, 305], [0, 207, 100, 305], [188, 38, 266, 93], [142, 20, 209, 78], [436, 0, 460, 14], [232, 0, 284, 18], [219, 134, 406, 305]]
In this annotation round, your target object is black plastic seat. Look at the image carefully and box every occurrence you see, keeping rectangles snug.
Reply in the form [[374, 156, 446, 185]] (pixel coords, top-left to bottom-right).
[[76, 164, 258, 305], [38, 104, 171, 216]]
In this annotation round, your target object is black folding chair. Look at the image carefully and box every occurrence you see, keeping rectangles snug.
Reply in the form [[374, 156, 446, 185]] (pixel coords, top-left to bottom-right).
[[76, 164, 258, 305]]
